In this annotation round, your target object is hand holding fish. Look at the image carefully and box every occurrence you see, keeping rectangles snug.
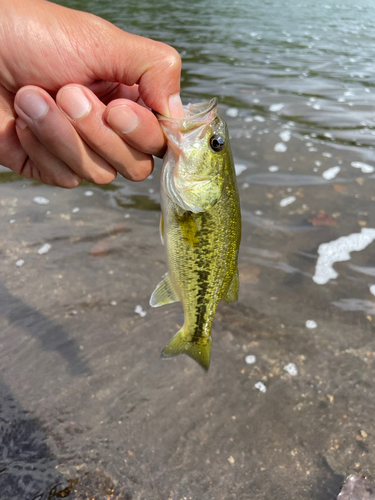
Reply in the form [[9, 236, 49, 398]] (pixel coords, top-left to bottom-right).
[[0, 0, 184, 186]]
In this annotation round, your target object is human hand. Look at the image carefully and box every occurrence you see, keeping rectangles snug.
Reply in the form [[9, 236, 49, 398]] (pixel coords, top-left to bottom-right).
[[0, 0, 184, 187]]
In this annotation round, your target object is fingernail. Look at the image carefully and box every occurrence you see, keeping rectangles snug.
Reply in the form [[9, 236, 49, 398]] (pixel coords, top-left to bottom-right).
[[59, 87, 91, 120], [107, 105, 139, 134], [17, 90, 49, 120], [168, 94, 185, 118], [15, 118, 28, 131]]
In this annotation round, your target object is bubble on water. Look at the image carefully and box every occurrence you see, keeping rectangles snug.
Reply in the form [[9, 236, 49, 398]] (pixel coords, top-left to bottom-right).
[[111, 300, 117, 306], [315, 161, 322, 167], [322, 166, 341, 180], [351, 161, 374, 173], [309, 97, 317, 102], [254, 115, 265, 122], [226, 107, 239, 117], [33, 196, 49, 205], [135, 305, 147, 317], [269, 165, 279, 172], [252, 98, 260, 104], [84, 190, 94, 196], [305, 320, 317, 329], [16, 259, 25, 267], [284, 363, 298, 376], [245, 355, 256, 364], [255, 210, 263, 215], [313, 228, 375, 285], [270, 103, 284, 112], [149, 188, 155, 194], [72, 207, 80, 214], [274, 142, 287, 152], [322, 152, 332, 158], [254, 381, 267, 393], [280, 196, 296, 207], [9, 219, 15, 224], [38, 243, 51, 255], [279, 130, 291, 142], [235, 164, 247, 176], [312, 104, 321, 110]]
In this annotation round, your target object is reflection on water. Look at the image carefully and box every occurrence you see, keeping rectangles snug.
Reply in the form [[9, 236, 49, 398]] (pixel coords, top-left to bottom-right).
[[2, 0, 375, 498]]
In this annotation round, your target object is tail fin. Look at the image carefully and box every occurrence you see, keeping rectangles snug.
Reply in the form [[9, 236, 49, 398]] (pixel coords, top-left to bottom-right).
[[161, 329, 211, 372]]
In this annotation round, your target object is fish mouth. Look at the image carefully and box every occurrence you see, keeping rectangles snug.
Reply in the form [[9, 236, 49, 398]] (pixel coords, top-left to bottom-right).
[[156, 98, 218, 133]]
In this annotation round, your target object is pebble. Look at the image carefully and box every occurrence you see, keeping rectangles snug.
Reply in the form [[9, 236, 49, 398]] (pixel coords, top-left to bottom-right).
[[279, 196, 296, 207], [322, 166, 341, 180], [245, 355, 256, 364], [33, 196, 49, 205], [305, 320, 317, 329], [38, 243, 51, 255], [284, 363, 298, 376], [226, 107, 239, 117], [16, 259, 25, 267], [254, 381, 267, 393], [274, 142, 287, 152], [135, 305, 147, 317], [351, 161, 374, 173]]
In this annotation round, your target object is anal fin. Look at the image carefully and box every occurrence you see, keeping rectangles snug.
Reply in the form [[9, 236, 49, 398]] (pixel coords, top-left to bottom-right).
[[150, 273, 179, 307], [223, 268, 239, 303]]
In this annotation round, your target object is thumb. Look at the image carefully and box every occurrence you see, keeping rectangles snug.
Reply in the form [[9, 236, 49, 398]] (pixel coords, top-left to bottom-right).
[[82, 16, 185, 118]]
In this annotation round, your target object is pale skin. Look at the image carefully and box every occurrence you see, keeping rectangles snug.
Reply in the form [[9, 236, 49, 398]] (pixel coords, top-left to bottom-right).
[[0, 0, 185, 188]]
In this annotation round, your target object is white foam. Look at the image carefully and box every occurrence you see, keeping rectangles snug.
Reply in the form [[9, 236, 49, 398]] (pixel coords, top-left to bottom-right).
[[226, 108, 239, 118], [135, 305, 146, 317], [280, 196, 296, 207], [351, 161, 374, 173], [270, 103, 285, 112], [38, 243, 51, 255], [254, 381, 267, 393], [279, 130, 291, 142], [245, 355, 256, 364], [313, 228, 375, 285], [33, 196, 49, 205], [235, 164, 247, 176], [274, 142, 287, 152], [322, 166, 341, 180], [305, 320, 317, 329], [284, 363, 298, 376]]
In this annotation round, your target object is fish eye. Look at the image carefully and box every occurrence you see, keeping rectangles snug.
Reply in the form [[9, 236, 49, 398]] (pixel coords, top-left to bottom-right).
[[209, 134, 225, 153]]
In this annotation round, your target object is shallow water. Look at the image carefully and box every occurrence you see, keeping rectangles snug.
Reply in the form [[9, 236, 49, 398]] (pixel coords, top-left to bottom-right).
[[1, 0, 375, 498]]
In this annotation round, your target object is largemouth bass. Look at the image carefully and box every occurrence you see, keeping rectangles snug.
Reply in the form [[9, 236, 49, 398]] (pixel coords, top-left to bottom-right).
[[150, 98, 241, 371]]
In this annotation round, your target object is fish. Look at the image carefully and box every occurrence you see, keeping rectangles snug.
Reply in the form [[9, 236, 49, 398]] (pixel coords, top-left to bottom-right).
[[150, 98, 241, 371]]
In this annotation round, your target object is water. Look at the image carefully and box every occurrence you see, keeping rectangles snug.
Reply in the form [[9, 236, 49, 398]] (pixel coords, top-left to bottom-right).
[[1, 0, 375, 498]]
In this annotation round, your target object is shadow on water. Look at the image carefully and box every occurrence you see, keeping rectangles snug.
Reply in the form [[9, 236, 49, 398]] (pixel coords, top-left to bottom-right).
[[0, 379, 74, 500], [0, 281, 90, 377]]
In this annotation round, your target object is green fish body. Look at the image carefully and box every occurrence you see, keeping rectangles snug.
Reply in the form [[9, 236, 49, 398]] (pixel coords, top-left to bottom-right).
[[150, 99, 241, 371]]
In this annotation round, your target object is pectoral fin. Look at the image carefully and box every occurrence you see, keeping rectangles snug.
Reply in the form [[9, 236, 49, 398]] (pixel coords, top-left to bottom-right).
[[150, 273, 179, 307], [223, 268, 239, 303]]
